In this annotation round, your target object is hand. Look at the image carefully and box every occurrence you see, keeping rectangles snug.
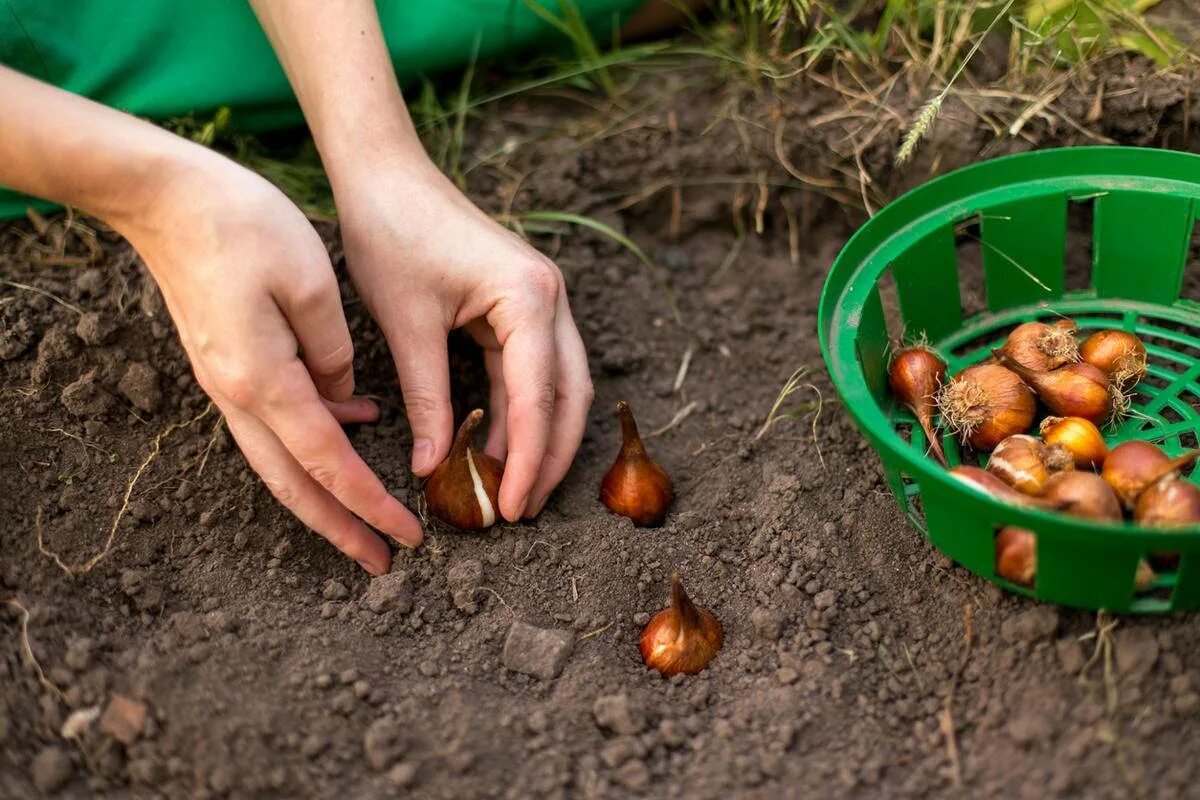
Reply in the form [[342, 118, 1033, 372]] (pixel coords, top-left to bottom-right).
[[335, 160, 594, 521], [119, 150, 422, 574]]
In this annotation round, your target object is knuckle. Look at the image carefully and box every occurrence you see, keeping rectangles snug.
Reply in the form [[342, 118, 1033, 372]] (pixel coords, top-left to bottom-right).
[[287, 271, 337, 314], [211, 361, 259, 408], [309, 339, 354, 380], [402, 385, 446, 423], [260, 473, 300, 512], [520, 261, 563, 307]]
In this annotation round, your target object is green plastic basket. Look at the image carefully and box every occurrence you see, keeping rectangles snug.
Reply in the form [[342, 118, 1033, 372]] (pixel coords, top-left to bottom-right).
[[819, 147, 1200, 613]]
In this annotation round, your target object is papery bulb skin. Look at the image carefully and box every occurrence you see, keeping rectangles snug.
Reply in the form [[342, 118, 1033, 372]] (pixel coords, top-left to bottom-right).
[[424, 409, 504, 530], [601, 401, 672, 527], [1080, 330, 1147, 388], [1102, 441, 1200, 511], [949, 466, 1061, 510], [997, 354, 1112, 426], [987, 434, 1073, 495], [888, 346, 948, 466], [1135, 478, 1200, 528], [936, 364, 1035, 451], [997, 319, 1079, 372], [639, 574, 723, 677], [995, 527, 1036, 587], [1041, 472, 1122, 522], [1039, 416, 1109, 469]]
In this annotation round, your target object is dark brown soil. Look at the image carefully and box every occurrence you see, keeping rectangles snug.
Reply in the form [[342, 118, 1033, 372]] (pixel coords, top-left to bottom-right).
[[4, 48, 1200, 800]]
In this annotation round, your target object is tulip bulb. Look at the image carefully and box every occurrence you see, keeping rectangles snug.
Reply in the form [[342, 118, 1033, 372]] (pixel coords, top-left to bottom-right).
[[1041, 472, 1122, 522], [937, 364, 1036, 451], [1102, 441, 1200, 511], [888, 346, 948, 466], [640, 574, 723, 677], [996, 354, 1115, 426], [987, 434, 1073, 495], [1080, 329, 1147, 388], [997, 319, 1079, 372], [1039, 416, 1108, 469], [601, 401, 672, 527], [949, 466, 1062, 510], [1134, 478, 1200, 528], [995, 527, 1036, 587], [424, 409, 503, 530]]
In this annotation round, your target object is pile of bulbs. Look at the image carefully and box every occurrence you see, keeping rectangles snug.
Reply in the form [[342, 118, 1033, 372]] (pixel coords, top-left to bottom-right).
[[889, 321, 1200, 589], [421, 400, 721, 677]]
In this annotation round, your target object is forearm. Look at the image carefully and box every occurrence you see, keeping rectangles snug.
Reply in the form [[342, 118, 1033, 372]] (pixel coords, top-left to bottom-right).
[[0, 66, 207, 234], [248, 0, 431, 188]]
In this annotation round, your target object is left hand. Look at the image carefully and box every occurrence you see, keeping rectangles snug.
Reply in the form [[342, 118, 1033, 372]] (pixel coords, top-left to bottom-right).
[[335, 159, 594, 522]]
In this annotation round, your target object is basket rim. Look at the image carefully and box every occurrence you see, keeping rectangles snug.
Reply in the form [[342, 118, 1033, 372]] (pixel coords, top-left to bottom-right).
[[818, 145, 1200, 544]]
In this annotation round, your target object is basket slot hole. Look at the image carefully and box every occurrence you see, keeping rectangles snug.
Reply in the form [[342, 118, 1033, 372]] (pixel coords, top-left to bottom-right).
[[949, 325, 1008, 362], [877, 267, 904, 345], [1180, 217, 1200, 305], [1132, 559, 1176, 610], [1063, 196, 1095, 293], [993, 526, 1035, 590], [1160, 405, 1185, 425], [955, 216, 987, 319], [1179, 430, 1199, 451]]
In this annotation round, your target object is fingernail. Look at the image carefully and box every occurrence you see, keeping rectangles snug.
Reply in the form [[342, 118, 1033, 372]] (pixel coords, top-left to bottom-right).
[[412, 439, 435, 474]]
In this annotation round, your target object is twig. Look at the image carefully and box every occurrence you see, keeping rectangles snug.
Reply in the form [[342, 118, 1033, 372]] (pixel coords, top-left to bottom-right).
[[2, 599, 65, 702], [0, 279, 83, 315], [578, 621, 614, 641], [672, 345, 694, 394], [647, 401, 698, 439], [36, 404, 213, 575]]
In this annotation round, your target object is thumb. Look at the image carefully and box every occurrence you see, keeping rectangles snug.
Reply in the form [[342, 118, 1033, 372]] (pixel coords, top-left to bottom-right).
[[386, 314, 454, 476]]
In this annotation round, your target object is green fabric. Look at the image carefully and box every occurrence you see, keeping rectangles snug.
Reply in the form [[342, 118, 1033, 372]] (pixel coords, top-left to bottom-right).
[[0, 0, 644, 218]]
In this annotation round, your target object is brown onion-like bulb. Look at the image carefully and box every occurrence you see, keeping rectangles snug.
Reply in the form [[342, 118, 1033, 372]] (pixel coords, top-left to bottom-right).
[[640, 574, 723, 677], [987, 434, 1073, 495], [995, 527, 1036, 587], [1102, 441, 1200, 511], [1134, 478, 1200, 528], [424, 409, 503, 530], [601, 401, 672, 527], [888, 346, 947, 467], [996, 354, 1113, 425], [1080, 329, 1147, 388], [949, 466, 1061, 510], [1039, 416, 1109, 469], [937, 364, 1036, 451], [1040, 472, 1122, 522], [997, 319, 1079, 372]]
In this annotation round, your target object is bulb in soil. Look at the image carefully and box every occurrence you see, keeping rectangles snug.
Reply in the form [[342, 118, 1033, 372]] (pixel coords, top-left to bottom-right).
[[987, 434, 1073, 495], [1039, 416, 1108, 469], [423, 410, 504, 530], [1080, 329, 1147, 388], [936, 364, 1036, 451], [888, 346, 948, 466], [997, 319, 1079, 372], [1041, 471, 1122, 522], [640, 574, 723, 677], [996, 353, 1115, 426], [601, 401, 672, 527], [995, 527, 1036, 587], [1102, 441, 1200, 511]]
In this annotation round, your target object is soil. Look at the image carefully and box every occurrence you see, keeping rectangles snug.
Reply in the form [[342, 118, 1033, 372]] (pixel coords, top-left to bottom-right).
[[4, 39, 1200, 800]]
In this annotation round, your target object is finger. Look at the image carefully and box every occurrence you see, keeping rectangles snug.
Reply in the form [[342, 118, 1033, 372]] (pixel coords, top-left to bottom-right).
[[483, 348, 509, 461], [258, 364, 424, 548], [497, 312, 557, 521], [275, 269, 357, 403], [325, 396, 381, 425], [525, 303, 593, 517], [221, 405, 393, 575], [385, 310, 453, 477]]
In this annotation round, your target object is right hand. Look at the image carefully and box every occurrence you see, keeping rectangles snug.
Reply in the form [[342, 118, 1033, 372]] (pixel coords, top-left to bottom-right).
[[118, 149, 422, 575]]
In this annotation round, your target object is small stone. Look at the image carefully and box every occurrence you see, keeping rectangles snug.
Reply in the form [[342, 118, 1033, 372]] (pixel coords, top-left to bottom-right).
[[814, 590, 837, 610], [75, 312, 118, 346], [388, 762, 418, 788], [593, 693, 645, 736], [353, 680, 371, 699], [61, 370, 113, 417], [331, 690, 357, 716], [418, 660, 439, 678], [447, 558, 484, 614], [64, 637, 95, 672], [364, 717, 405, 771], [31, 746, 73, 793], [99, 693, 147, 745], [613, 760, 650, 791], [776, 667, 799, 685], [314, 673, 333, 689], [1115, 627, 1159, 679], [322, 579, 349, 601], [750, 607, 784, 642], [117, 362, 162, 413], [1000, 606, 1059, 644], [339, 668, 360, 684], [502, 621, 574, 680], [363, 571, 413, 615], [526, 710, 550, 734]]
